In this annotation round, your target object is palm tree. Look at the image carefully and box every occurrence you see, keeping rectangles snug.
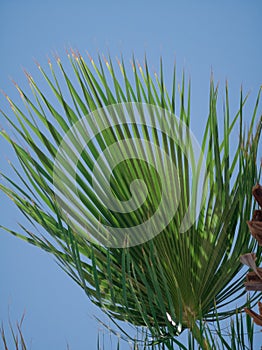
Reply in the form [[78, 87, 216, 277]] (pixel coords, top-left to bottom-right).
[[0, 51, 261, 349]]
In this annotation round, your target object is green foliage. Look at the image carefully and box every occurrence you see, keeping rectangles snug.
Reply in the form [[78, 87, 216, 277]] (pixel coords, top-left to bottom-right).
[[0, 52, 261, 348], [0, 308, 256, 349], [111, 308, 255, 349]]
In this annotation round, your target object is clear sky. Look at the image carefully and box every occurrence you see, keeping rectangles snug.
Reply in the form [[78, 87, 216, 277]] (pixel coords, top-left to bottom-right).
[[0, 0, 261, 349]]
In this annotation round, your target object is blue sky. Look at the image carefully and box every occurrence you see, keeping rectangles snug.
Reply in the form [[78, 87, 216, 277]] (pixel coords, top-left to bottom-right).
[[0, 0, 261, 349]]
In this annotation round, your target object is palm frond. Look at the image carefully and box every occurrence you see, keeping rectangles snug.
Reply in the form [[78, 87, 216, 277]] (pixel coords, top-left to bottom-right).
[[1, 52, 261, 347]]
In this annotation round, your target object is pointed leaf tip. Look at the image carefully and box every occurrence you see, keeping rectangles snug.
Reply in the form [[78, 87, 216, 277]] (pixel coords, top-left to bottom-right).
[[33, 59, 41, 69], [86, 51, 94, 63], [56, 56, 61, 64], [240, 253, 257, 270]]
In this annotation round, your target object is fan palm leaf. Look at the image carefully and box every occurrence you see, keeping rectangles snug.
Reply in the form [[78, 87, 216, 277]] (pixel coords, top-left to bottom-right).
[[0, 51, 261, 347]]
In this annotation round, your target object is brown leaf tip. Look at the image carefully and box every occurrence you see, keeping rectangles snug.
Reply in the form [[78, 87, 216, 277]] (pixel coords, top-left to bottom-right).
[[252, 210, 262, 222], [245, 269, 262, 291], [252, 184, 262, 208], [244, 303, 262, 326], [247, 220, 262, 245]]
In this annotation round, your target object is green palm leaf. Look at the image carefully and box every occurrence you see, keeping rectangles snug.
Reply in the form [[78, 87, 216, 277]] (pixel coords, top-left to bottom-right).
[[0, 52, 261, 348]]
